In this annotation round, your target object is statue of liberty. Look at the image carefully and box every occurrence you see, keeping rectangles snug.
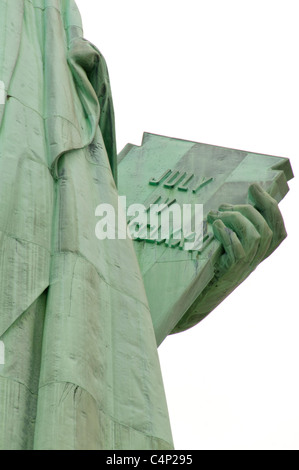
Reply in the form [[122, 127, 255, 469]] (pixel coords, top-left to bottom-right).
[[0, 0, 289, 450]]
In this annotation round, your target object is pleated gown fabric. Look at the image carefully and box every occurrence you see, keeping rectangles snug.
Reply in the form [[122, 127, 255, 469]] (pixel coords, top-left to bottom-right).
[[0, 0, 174, 450]]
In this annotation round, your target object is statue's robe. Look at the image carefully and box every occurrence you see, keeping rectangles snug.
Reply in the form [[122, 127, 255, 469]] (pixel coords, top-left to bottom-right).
[[0, 0, 173, 450]]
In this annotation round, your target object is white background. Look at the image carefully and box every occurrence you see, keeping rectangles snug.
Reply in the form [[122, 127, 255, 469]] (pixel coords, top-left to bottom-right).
[[76, 0, 298, 450]]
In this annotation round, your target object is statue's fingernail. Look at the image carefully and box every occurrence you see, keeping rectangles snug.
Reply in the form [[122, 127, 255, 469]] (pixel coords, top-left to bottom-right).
[[219, 204, 233, 211], [251, 183, 262, 193], [208, 211, 219, 219]]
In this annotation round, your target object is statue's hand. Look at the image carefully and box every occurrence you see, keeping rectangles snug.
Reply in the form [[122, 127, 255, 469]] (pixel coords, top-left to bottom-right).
[[171, 183, 287, 334], [207, 183, 287, 286]]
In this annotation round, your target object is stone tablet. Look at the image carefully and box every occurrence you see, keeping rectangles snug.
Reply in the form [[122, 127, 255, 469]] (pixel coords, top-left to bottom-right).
[[118, 133, 294, 345]]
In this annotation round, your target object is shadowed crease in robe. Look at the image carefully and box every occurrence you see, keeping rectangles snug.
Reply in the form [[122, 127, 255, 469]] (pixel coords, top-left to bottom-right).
[[0, 0, 174, 450]]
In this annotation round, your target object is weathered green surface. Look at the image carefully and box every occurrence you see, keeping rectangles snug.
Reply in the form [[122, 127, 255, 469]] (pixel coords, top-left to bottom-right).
[[0, 0, 293, 451], [0, 0, 173, 450], [118, 133, 293, 345]]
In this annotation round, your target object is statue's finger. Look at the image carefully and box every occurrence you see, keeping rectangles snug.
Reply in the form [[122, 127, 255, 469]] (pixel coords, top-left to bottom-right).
[[249, 183, 287, 257], [219, 203, 273, 264], [212, 219, 245, 273], [208, 210, 260, 264]]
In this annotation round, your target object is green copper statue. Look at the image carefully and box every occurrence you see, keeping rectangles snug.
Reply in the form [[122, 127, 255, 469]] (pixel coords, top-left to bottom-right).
[[0, 0, 292, 450]]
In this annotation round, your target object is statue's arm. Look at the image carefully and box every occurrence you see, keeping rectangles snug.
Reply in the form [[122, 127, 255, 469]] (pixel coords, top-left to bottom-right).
[[171, 183, 287, 334]]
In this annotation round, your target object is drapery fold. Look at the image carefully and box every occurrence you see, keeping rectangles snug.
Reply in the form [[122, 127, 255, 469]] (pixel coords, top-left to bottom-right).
[[0, 0, 173, 450]]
